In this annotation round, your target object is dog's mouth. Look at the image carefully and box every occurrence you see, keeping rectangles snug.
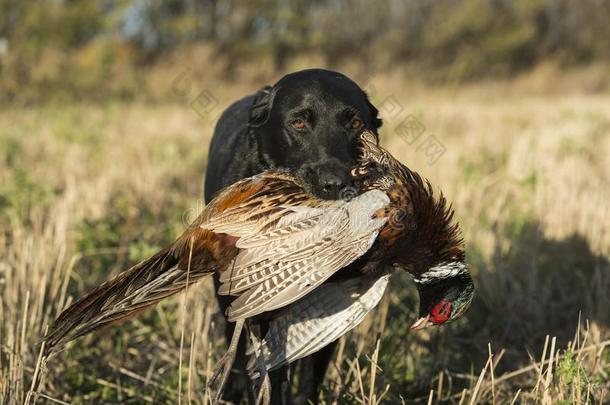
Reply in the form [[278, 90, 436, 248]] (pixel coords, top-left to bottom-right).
[[295, 166, 354, 200]]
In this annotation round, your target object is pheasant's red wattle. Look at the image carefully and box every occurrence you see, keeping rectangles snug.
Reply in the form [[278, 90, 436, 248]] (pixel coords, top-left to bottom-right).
[[430, 300, 451, 324]]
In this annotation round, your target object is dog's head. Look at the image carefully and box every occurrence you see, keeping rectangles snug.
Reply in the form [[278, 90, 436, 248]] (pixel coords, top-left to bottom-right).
[[248, 69, 382, 199]]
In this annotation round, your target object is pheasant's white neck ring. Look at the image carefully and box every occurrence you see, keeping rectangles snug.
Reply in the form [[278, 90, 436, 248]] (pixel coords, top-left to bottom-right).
[[413, 261, 468, 285]]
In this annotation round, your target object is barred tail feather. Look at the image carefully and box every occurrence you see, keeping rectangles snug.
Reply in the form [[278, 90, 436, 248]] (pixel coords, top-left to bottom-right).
[[45, 246, 206, 354]]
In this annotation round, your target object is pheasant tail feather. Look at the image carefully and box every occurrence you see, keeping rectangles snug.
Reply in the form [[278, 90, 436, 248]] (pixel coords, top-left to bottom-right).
[[44, 246, 203, 354]]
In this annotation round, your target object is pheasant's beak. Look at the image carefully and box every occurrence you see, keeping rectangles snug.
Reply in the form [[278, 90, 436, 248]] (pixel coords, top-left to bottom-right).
[[410, 315, 431, 330]]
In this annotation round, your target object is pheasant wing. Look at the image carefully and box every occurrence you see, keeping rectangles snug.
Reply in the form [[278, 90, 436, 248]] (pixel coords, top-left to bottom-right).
[[201, 172, 327, 239], [223, 190, 390, 321], [248, 271, 391, 375]]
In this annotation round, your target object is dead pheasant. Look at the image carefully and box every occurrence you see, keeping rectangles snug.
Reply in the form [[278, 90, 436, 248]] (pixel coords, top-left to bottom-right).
[[44, 130, 474, 402], [246, 130, 474, 378]]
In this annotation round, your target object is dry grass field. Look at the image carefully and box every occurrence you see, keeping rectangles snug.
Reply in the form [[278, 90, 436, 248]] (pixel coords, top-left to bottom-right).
[[1, 73, 609, 403]]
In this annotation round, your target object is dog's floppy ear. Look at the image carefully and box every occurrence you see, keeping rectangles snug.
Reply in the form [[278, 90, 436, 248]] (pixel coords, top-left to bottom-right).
[[248, 85, 274, 128], [365, 93, 383, 131]]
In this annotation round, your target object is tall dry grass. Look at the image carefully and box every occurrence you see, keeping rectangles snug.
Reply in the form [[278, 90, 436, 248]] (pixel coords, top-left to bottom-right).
[[1, 75, 608, 404]]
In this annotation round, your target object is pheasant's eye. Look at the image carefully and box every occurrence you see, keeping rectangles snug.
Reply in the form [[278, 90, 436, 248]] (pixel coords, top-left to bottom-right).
[[430, 300, 452, 324], [291, 119, 306, 130]]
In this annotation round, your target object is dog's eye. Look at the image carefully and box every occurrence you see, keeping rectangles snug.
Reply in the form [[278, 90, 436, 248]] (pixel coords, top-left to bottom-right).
[[291, 119, 306, 130], [351, 118, 363, 130]]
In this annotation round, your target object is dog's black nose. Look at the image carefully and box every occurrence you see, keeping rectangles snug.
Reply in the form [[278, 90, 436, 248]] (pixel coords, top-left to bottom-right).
[[302, 161, 354, 199], [318, 171, 348, 198]]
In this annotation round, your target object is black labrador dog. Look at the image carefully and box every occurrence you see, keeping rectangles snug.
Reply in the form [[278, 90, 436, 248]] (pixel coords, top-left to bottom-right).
[[204, 68, 382, 404]]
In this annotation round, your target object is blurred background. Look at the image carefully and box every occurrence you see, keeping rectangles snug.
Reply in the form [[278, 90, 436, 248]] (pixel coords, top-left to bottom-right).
[[1, 0, 609, 403]]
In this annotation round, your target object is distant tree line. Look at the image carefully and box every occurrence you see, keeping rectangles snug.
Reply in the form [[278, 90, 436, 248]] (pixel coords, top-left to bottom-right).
[[1, 0, 609, 102]]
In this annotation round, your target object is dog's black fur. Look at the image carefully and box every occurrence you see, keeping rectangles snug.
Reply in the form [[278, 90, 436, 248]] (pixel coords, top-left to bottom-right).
[[204, 69, 382, 404]]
